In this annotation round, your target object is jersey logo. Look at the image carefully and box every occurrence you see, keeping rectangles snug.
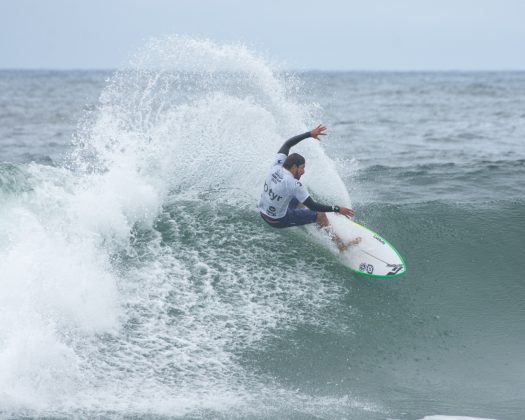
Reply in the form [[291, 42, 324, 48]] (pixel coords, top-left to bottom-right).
[[263, 182, 283, 201], [295, 181, 302, 187], [271, 172, 283, 184]]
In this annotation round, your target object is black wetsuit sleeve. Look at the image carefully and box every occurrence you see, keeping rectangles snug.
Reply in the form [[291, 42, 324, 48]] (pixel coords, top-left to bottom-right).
[[278, 131, 311, 155], [303, 196, 337, 213]]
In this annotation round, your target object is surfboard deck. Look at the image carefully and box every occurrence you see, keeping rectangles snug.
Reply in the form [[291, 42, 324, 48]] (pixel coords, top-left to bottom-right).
[[326, 213, 406, 278]]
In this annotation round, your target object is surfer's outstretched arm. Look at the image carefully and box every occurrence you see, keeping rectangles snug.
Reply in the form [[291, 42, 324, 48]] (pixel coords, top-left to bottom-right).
[[278, 124, 327, 155]]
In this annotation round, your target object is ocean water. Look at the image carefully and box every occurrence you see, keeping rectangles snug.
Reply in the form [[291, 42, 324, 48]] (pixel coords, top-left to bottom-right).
[[0, 37, 524, 419]]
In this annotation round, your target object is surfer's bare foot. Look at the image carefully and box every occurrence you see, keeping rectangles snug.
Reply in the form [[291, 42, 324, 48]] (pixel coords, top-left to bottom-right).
[[348, 237, 362, 246], [338, 237, 362, 252]]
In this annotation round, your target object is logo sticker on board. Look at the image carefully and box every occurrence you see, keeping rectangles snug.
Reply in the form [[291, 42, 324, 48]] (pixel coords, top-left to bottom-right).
[[359, 263, 374, 274], [386, 264, 403, 275]]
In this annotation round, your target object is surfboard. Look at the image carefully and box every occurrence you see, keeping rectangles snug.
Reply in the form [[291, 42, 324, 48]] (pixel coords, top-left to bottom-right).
[[326, 213, 406, 278]]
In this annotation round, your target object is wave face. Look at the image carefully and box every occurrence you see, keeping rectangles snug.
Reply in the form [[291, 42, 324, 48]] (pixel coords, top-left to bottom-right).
[[1, 43, 524, 419]]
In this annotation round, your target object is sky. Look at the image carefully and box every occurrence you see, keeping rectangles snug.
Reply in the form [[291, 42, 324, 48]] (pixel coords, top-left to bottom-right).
[[0, 0, 524, 71]]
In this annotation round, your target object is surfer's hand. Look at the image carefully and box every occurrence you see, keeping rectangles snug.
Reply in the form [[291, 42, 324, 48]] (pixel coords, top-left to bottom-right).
[[338, 207, 355, 219], [310, 124, 327, 140]]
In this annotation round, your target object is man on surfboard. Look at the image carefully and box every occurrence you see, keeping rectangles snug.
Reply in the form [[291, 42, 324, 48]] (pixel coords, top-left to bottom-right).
[[258, 124, 359, 251]]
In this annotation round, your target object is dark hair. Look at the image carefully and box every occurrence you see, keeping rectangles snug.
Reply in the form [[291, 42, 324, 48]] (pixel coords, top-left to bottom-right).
[[283, 153, 305, 169]]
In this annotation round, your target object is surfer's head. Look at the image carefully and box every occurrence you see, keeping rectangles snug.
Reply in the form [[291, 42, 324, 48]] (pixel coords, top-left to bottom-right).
[[283, 153, 305, 180]]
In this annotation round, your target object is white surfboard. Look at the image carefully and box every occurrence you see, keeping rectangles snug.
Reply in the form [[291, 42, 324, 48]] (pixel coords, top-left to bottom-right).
[[327, 213, 406, 278]]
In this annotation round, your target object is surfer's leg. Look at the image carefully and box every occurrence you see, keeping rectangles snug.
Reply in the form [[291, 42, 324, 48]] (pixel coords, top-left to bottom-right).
[[315, 212, 329, 227], [275, 205, 317, 228], [289, 198, 303, 209], [316, 212, 361, 251]]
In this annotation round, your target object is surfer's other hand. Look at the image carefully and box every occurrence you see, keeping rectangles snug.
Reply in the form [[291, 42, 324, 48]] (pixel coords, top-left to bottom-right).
[[338, 207, 355, 219], [310, 124, 327, 140]]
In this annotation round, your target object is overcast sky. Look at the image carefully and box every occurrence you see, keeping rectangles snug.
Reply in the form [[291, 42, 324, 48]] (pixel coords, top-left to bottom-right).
[[1, 0, 524, 71]]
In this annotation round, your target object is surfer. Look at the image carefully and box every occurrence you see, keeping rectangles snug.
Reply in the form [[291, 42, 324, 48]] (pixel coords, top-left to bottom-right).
[[258, 124, 360, 251]]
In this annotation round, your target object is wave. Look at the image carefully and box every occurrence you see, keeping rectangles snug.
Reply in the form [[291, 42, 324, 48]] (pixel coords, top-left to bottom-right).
[[0, 36, 373, 418], [345, 158, 525, 204], [358, 158, 525, 174]]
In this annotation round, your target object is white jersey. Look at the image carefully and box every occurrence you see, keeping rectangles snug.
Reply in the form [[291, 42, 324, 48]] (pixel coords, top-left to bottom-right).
[[258, 153, 310, 219]]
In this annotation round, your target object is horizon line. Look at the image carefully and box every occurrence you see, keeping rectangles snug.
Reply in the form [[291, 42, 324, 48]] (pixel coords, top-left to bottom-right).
[[1, 67, 524, 73]]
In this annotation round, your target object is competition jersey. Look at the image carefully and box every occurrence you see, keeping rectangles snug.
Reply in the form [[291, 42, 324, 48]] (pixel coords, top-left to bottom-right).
[[258, 153, 310, 219]]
